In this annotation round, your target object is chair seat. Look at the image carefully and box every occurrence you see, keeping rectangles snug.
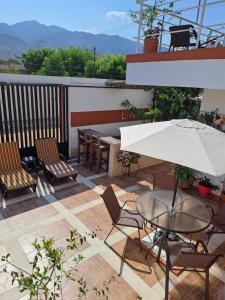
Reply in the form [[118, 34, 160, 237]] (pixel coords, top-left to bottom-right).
[[92, 143, 109, 151], [45, 161, 78, 179], [117, 208, 144, 229], [0, 168, 36, 190], [166, 240, 196, 265]]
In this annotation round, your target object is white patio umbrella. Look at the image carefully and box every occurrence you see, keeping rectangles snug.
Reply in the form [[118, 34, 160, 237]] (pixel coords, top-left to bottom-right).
[[120, 119, 225, 207]]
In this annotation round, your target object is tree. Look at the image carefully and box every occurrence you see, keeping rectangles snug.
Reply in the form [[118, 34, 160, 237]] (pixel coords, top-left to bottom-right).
[[94, 55, 126, 80], [58, 48, 93, 77], [39, 52, 67, 76], [22, 49, 54, 74], [22, 48, 126, 79]]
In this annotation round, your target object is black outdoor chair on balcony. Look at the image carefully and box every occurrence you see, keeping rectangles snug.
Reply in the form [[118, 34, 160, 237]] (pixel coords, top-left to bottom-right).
[[169, 24, 198, 51]]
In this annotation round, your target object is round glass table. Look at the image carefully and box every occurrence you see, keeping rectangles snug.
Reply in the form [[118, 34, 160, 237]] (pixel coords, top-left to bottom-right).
[[136, 190, 211, 234]]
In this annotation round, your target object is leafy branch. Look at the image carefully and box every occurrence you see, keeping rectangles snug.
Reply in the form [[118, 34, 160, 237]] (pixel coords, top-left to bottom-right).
[[1, 228, 111, 300]]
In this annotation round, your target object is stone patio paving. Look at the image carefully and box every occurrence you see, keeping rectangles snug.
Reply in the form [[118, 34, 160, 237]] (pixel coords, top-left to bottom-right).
[[0, 162, 224, 299]]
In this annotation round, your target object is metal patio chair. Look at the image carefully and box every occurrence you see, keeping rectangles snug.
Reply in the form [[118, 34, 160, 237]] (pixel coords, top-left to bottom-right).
[[169, 24, 198, 51], [157, 236, 222, 300], [35, 138, 78, 185], [101, 185, 145, 275], [0, 141, 37, 198], [205, 203, 225, 246]]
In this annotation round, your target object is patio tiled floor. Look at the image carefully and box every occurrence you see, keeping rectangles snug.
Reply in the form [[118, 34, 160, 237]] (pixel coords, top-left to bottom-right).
[[0, 162, 225, 299]]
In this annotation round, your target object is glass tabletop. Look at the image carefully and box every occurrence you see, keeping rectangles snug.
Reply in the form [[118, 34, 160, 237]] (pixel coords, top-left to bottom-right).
[[136, 190, 211, 234]]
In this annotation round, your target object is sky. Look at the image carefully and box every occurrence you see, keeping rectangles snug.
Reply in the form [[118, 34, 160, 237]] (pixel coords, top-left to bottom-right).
[[0, 0, 225, 41]]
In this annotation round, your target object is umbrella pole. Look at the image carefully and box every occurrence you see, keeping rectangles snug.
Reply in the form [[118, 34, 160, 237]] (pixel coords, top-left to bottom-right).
[[172, 165, 179, 208]]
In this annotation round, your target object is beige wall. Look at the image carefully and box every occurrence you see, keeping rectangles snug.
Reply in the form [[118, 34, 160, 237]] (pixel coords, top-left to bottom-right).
[[69, 86, 153, 157], [201, 89, 225, 114]]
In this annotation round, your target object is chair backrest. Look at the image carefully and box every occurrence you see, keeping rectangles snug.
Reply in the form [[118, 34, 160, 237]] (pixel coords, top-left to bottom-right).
[[173, 252, 221, 270], [169, 24, 195, 48], [101, 185, 121, 224], [77, 128, 85, 143], [153, 171, 176, 190], [35, 138, 60, 164], [211, 203, 225, 227], [0, 141, 21, 171]]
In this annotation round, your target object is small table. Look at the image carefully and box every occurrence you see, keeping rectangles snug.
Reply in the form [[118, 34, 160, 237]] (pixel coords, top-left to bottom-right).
[[21, 156, 37, 173], [137, 189, 211, 236]]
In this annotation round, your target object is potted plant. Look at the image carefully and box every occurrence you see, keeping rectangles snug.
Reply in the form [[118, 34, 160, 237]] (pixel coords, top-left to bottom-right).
[[130, 1, 174, 53], [116, 151, 141, 176], [177, 166, 195, 189], [198, 176, 219, 197]]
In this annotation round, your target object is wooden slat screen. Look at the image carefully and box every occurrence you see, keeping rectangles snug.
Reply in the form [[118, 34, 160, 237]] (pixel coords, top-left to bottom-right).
[[0, 83, 69, 157]]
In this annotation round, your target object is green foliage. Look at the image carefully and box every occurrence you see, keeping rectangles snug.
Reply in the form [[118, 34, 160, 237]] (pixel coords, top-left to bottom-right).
[[1, 228, 112, 300], [130, 1, 174, 37], [177, 166, 195, 182], [22, 48, 54, 74], [121, 99, 146, 120], [39, 52, 67, 76], [153, 87, 201, 120], [22, 48, 126, 79], [94, 55, 126, 80], [58, 48, 93, 77], [122, 87, 201, 124]]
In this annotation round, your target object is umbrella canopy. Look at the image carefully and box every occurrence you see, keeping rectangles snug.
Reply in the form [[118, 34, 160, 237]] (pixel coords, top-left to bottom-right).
[[120, 119, 225, 177]]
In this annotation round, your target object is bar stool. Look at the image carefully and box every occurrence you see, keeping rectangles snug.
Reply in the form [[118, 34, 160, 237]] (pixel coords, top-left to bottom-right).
[[77, 129, 90, 164], [89, 134, 110, 173]]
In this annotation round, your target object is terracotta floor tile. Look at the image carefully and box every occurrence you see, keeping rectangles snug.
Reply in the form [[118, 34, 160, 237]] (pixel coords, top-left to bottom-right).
[[112, 233, 165, 288], [91, 175, 137, 192], [0, 197, 58, 232], [169, 272, 225, 300], [76, 164, 98, 177], [76, 203, 117, 240], [17, 219, 89, 258], [63, 254, 138, 300], [55, 183, 100, 210]]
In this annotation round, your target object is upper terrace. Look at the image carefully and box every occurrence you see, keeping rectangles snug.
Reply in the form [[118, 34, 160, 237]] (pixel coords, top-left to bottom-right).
[[126, 0, 225, 89]]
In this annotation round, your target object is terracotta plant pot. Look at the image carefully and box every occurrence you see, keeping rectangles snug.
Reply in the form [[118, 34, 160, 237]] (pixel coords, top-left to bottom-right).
[[178, 179, 194, 190], [198, 184, 212, 197], [144, 38, 158, 53], [220, 192, 225, 202]]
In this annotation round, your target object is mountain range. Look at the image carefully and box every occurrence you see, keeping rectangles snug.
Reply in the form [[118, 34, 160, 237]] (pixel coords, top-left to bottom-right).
[[0, 20, 138, 60]]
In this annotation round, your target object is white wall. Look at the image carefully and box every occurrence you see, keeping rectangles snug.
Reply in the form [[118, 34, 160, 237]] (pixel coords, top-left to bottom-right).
[[201, 89, 225, 114], [126, 59, 225, 89], [0, 73, 107, 86], [69, 86, 153, 156], [69, 86, 152, 112], [200, 89, 225, 191]]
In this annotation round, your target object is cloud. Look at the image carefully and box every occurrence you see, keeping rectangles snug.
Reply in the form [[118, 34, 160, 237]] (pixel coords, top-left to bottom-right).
[[80, 27, 97, 34], [105, 10, 128, 20]]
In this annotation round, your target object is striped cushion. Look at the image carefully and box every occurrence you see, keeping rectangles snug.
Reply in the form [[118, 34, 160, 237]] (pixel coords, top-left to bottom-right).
[[0, 142, 21, 171], [0, 168, 36, 190], [35, 138, 60, 164], [45, 161, 77, 179]]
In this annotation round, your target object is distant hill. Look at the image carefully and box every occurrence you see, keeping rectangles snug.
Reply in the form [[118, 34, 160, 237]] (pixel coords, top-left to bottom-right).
[[0, 20, 138, 60]]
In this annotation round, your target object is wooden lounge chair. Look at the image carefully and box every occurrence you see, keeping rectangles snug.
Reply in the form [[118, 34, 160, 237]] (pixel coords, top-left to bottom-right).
[[0, 141, 37, 198], [157, 236, 222, 300], [35, 138, 78, 185]]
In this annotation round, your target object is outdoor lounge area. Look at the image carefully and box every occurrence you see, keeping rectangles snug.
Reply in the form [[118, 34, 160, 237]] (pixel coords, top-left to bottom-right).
[[0, 154, 225, 299]]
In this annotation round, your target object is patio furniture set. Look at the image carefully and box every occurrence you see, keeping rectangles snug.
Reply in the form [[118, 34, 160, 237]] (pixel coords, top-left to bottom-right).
[[99, 119, 225, 299], [77, 128, 110, 173], [101, 173, 224, 300], [0, 138, 78, 199]]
